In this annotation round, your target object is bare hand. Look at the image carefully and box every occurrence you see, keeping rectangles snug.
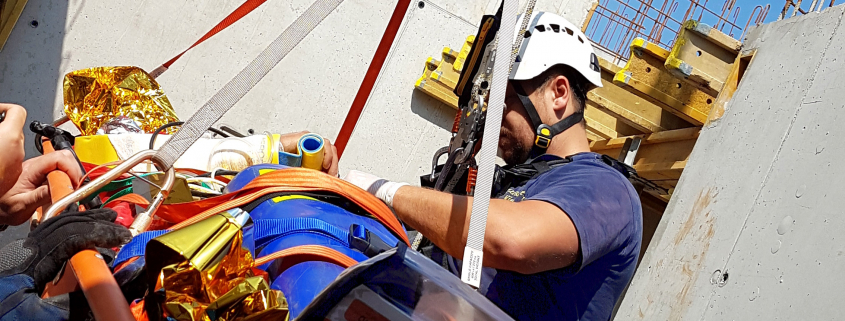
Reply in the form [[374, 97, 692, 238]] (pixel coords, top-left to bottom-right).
[[0, 150, 83, 226], [278, 131, 339, 176], [0, 103, 26, 196]]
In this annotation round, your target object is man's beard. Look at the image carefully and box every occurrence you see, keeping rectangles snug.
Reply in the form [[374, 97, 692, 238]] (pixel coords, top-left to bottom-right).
[[500, 129, 531, 165]]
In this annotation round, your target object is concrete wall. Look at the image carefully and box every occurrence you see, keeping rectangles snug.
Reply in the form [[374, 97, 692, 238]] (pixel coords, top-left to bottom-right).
[[616, 5, 845, 320], [0, 0, 596, 240]]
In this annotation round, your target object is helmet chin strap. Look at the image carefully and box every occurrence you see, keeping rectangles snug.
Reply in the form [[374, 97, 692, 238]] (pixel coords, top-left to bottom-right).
[[512, 82, 584, 161]]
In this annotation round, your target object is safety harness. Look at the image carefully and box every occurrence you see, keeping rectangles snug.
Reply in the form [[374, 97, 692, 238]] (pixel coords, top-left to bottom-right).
[[491, 153, 635, 197]]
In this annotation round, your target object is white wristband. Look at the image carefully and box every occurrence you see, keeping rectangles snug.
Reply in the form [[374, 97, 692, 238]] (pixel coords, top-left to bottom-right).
[[376, 182, 409, 207]]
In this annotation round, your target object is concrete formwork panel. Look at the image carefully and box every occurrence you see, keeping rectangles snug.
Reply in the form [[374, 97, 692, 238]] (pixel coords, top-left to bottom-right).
[[0, 0, 71, 157], [161, 0, 397, 145], [702, 7, 845, 320], [616, 5, 845, 320], [423, 0, 592, 29], [339, 1, 476, 182]]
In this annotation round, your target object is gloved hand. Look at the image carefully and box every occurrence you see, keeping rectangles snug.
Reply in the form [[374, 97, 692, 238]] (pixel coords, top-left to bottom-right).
[[343, 170, 408, 207], [0, 207, 131, 294]]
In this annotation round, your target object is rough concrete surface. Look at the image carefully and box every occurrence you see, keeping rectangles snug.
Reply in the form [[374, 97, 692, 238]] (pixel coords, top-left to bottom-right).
[[616, 4, 845, 320], [339, 1, 476, 182]]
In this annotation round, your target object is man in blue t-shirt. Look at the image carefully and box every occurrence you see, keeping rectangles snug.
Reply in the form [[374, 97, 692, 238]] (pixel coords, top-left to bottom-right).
[[344, 11, 642, 320]]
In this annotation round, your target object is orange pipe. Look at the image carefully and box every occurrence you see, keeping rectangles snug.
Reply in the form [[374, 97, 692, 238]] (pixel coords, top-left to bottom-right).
[[39, 141, 135, 321]]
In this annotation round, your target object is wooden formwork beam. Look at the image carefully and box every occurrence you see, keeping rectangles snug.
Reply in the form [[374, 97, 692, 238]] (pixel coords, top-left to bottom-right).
[[415, 57, 459, 107], [0, 0, 28, 51], [584, 104, 644, 140], [665, 20, 743, 96], [589, 58, 695, 134], [591, 127, 700, 182], [708, 49, 756, 124], [582, 1, 599, 33], [613, 38, 716, 126]]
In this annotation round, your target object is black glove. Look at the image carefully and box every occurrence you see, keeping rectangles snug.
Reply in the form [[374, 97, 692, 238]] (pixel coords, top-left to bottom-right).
[[0, 208, 131, 293]]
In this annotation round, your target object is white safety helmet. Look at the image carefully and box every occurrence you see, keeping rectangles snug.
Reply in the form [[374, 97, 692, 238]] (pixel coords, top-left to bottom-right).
[[506, 12, 602, 158], [509, 11, 602, 89]]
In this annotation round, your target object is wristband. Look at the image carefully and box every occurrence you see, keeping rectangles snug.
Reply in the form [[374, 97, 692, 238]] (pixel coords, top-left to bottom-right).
[[376, 182, 409, 207]]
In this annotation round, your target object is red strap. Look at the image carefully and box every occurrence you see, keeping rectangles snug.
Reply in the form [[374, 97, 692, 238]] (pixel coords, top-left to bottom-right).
[[151, 0, 269, 77], [334, 0, 412, 158]]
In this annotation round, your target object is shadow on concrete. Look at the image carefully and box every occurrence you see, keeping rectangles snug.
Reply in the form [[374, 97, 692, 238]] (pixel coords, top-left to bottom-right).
[[409, 89, 456, 133], [0, 0, 69, 243]]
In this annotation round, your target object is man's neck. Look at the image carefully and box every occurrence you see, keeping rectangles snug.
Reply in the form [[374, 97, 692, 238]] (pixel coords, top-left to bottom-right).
[[544, 127, 591, 158]]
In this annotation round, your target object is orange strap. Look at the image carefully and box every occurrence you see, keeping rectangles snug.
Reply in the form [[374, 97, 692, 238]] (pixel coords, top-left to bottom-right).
[[111, 168, 409, 245], [254, 245, 357, 268], [169, 169, 410, 245], [151, 0, 269, 76], [105, 193, 150, 209]]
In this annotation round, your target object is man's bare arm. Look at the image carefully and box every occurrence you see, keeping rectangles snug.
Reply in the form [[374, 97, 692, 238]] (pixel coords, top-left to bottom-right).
[[392, 186, 580, 274]]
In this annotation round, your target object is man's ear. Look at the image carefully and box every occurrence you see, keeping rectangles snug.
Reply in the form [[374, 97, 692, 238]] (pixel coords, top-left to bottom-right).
[[549, 75, 572, 114]]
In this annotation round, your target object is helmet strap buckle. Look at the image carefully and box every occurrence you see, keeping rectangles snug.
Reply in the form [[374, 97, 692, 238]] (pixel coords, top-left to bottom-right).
[[534, 124, 553, 149]]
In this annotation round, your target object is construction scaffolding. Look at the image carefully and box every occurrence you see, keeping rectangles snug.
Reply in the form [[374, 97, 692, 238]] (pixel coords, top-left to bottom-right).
[[584, 0, 769, 64]]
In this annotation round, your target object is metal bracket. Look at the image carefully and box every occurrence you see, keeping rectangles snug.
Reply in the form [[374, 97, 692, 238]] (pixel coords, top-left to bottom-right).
[[618, 136, 642, 166]]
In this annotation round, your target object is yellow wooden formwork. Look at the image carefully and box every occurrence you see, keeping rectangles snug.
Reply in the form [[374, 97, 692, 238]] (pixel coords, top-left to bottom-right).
[[591, 57, 694, 134], [414, 35, 474, 109], [412, 33, 732, 203], [708, 49, 756, 124], [614, 38, 716, 126], [590, 127, 701, 200], [665, 20, 743, 96], [0, 0, 28, 51]]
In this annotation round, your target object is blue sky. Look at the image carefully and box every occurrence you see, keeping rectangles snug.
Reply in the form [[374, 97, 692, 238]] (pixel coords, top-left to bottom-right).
[[585, 0, 826, 57]]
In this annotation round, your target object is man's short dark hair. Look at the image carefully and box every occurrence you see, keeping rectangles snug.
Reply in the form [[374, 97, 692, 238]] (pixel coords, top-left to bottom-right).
[[530, 64, 589, 114]]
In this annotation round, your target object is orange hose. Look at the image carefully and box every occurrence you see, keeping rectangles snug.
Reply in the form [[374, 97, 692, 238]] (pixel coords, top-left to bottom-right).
[[38, 141, 135, 321]]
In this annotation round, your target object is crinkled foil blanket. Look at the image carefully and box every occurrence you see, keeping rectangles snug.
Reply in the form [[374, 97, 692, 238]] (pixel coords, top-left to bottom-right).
[[63, 66, 179, 135], [148, 212, 288, 321]]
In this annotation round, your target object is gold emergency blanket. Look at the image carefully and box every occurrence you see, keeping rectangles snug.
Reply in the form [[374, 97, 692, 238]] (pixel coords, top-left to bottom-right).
[[63, 66, 179, 135], [146, 210, 288, 321]]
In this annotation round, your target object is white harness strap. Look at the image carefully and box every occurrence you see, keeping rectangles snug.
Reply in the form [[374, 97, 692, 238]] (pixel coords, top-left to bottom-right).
[[461, 0, 537, 288], [152, 0, 345, 169]]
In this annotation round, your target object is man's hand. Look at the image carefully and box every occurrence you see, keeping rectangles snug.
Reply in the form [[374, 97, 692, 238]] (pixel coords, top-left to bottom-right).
[[0, 151, 83, 226], [343, 170, 408, 206], [279, 131, 339, 176], [0, 103, 27, 197], [0, 207, 131, 293]]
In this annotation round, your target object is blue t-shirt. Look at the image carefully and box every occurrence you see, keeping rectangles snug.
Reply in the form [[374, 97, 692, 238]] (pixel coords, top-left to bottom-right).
[[443, 152, 642, 320]]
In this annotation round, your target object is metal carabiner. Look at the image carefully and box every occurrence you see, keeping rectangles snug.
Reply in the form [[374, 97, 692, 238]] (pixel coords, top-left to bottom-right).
[[42, 149, 175, 236]]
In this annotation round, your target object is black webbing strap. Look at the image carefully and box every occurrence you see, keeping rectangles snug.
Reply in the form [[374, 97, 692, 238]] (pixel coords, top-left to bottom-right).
[[513, 81, 586, 157], [512, 83, 543, 130]]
